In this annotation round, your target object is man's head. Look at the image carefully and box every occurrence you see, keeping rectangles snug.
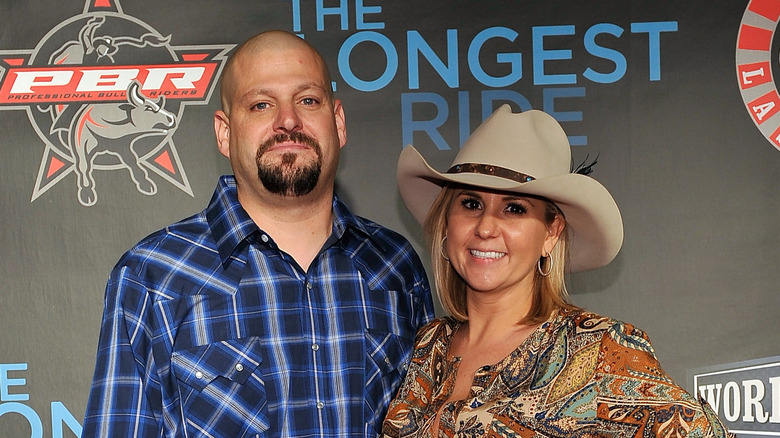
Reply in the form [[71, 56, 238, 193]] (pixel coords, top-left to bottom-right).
[[214, 30, 346, 201]]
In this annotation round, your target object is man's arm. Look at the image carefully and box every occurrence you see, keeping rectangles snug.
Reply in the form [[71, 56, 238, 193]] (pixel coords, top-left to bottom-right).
[[410, 255, 435, 330], [82, 266, 163, 437]]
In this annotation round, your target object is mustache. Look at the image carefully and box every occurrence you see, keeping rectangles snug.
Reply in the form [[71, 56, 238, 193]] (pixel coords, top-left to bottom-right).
[[257, 132, 321, 156]]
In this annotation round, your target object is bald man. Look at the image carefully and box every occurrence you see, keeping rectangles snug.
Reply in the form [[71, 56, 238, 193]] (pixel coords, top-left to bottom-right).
[[82, 31, 434, 437]]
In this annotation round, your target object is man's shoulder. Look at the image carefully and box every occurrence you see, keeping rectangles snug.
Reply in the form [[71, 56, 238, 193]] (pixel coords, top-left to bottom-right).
[[339, 215, 430, 295], [331, 196, 416, 250], [119, 178, 233, 265], [355, 215, 414, 245], [348, 216, 424, 267], [117, 210, 213, 267]]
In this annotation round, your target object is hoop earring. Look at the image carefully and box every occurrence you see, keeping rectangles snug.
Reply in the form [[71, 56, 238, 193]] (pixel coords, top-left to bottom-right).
[[537, 253, 552, 276], [440, 236, 450, 261]]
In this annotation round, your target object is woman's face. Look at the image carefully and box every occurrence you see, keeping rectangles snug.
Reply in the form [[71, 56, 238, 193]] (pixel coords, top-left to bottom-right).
[[445, 187, 563, 298]]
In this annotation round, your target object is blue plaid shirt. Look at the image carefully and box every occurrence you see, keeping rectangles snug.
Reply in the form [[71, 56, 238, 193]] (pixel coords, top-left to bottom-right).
[[82, 175, 434, 438]]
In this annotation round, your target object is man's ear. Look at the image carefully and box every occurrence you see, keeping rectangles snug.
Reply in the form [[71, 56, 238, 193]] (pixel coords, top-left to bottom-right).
[[214, 110, 230, 158], [333, 99, 347, 148]]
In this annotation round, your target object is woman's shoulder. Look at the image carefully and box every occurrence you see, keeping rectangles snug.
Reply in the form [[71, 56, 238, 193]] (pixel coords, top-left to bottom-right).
[[556, 308, 617, 331], [556, 308, 652, 346], [561, 309, 654, 354], [415, 316, 459, 341]]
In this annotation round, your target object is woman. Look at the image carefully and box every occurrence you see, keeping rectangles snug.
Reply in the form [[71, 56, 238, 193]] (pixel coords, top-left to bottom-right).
[[382, 105, 731, 437]]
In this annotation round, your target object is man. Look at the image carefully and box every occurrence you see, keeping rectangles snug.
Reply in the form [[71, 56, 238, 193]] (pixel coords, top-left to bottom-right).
[[82, 30, 434, 437]]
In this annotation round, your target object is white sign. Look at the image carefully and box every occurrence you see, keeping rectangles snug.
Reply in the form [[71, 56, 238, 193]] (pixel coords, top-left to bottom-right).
[[692, 356, 780, 437]]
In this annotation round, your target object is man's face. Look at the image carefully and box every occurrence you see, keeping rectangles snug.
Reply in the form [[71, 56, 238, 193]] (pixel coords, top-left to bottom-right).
[[215, 40, 346, 199]]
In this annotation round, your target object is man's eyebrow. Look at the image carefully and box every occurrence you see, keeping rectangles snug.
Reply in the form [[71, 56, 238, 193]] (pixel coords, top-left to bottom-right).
[[297, 82, 329, 93], [236, 82, 329, 103]]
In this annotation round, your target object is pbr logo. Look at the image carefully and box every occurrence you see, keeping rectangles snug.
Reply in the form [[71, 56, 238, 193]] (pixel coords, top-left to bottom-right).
[[0, 0, 232, 206], [737, 0, 780, 153]]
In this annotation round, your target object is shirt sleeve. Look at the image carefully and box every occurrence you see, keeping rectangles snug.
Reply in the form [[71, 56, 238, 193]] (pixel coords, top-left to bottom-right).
[[82, 265, 163, 437], [596, 320, 734, 438], [410, 254, 436, 330]]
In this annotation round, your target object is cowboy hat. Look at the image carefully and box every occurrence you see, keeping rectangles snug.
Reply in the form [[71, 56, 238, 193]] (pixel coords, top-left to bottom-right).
[[397, 104, 623, 272]]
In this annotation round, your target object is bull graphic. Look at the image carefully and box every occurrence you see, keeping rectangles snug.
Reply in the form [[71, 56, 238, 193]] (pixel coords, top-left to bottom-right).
[[49, 16, 170, 65], [46, 81, 177, 206], [34, 16, 178, 205]]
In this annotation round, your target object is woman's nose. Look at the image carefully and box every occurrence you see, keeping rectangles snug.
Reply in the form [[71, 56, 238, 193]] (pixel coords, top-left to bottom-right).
[[475, 214, 499, 238]]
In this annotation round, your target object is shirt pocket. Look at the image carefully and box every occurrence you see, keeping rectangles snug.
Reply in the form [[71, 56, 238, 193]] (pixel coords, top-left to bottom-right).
[[171, 336, 270, 437], [364, 328, 411, 433]]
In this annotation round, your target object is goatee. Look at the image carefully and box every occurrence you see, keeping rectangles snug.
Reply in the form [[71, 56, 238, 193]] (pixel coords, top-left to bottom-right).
[[256, 132, 322, 197]]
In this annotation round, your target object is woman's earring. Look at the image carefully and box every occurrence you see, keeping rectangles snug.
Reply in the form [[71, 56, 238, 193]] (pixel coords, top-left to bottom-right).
[[537, 253, 552, 276], [440, 236, 450, 261]]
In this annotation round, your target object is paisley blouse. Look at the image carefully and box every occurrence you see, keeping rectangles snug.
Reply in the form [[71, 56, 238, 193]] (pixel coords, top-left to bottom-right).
[[382, 309, 733, 438]]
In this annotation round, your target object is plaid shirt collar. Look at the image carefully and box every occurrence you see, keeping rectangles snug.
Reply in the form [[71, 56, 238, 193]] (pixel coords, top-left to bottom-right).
[[206, 175, 384, 265]]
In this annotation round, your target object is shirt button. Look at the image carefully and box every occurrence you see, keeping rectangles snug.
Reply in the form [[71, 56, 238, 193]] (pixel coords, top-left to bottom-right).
[[235, 364, 244, 372], [311, 344, 319, 351], [260, 234, 269, 243], [316, 402, 324, 409], [195, 371, 203, 379], [306, 282, 313, 290], [384, 357, 392, 365]]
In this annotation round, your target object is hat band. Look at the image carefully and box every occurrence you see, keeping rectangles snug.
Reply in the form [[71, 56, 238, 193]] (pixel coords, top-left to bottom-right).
[[447, 163, 535, 183]]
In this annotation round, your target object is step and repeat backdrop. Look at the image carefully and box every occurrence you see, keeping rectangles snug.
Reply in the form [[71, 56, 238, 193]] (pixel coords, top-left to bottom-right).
[[0, 0, 778, 436]]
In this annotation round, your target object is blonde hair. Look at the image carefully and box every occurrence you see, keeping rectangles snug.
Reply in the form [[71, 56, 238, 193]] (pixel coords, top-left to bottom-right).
[[424, 185, 579, 324]]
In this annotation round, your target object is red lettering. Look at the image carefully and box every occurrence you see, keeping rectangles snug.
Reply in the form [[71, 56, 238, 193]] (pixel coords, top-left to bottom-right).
[[0, 63, 217, 104]]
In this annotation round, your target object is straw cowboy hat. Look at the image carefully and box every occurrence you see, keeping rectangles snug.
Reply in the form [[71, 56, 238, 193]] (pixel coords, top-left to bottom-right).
[[397, 104, 623, 272]]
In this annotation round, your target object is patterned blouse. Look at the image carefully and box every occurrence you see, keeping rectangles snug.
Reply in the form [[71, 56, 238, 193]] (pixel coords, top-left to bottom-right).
[[382, 308, 733, 438]]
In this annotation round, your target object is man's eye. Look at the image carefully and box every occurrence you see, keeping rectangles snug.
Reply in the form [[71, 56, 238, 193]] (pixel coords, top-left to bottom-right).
[[301, 97, 317, 105], [253, 102, 268, 110]]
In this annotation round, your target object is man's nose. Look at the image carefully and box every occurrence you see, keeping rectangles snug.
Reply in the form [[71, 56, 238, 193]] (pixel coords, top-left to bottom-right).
[[274, 102, 303, 133]]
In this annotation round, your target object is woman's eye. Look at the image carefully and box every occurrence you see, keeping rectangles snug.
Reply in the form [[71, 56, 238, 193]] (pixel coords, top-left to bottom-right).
[[506, 202, 528, 215], [460, 197, 481, 210]]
